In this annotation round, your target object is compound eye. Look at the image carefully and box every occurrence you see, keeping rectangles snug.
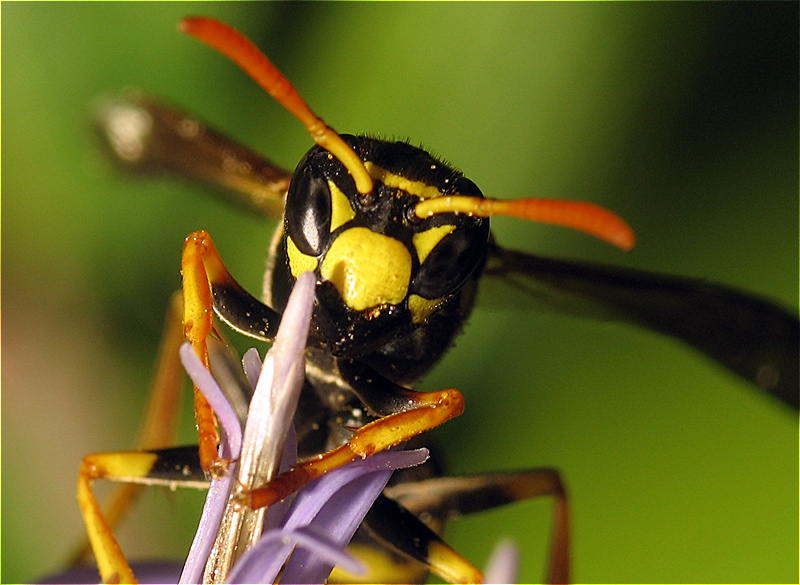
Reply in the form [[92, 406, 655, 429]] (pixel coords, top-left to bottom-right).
[[411, 224, 487, 299], [286, 169, 332, 255]]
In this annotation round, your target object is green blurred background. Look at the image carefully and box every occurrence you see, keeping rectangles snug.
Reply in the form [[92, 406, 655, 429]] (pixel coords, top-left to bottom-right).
[[4, 3, 797, 583]]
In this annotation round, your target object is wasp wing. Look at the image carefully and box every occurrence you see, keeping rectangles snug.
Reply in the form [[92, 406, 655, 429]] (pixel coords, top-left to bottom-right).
[[484, 243, 799, 409], [93, 91, 290, 217]]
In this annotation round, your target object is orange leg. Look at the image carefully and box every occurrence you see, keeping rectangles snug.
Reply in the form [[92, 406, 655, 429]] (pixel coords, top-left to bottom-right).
[[75, 228, 271, 582], [241, 387, 465, 510], [181, 231, 223, 475], [181, 229, 284, 475]]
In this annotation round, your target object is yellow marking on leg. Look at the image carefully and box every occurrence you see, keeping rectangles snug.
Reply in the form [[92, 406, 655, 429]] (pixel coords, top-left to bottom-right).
[[78, 457, 141, 584], [329, 543, 426, 584], [82, 452, 159, 481], [426, 540, 484, 584]]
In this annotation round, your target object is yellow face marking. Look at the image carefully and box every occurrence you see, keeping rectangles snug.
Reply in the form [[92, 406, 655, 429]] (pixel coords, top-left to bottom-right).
[[412, 224, 456, 264], [408, 293, 445, 324], [364, 161, 445, 200], [287, 236, 319, 277], [321, 227, 411, 312], [328, 179, 356, 232]]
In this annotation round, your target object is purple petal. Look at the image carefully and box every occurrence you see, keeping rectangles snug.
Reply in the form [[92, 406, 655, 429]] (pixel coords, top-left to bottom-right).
[[242, 347, 262, 389], [179, 472, 237, 585], [238, 271, 314, 488], [262, 424, 299, 533], [202, 272, 315, 581], [179, 342, 245, 584], [179, 342, 242, 459], [230, 448, 429, 584], [484, 539, 520, 584], [228, 526, 363, 584], [282, 448, 428, 532], [279, 469, 389, 584]]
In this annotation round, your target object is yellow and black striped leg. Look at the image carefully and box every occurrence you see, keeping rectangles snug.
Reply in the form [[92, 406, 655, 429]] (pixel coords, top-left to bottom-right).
[[72, 293, 187, 574], [344, 493, 485, 584], [77, 446, 207, 584], [383, 469, 570, 585], [329, 469, 569, 584]]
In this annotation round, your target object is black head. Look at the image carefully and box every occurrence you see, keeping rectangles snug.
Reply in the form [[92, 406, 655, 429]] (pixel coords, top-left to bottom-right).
[[273, 135, 490, 357]]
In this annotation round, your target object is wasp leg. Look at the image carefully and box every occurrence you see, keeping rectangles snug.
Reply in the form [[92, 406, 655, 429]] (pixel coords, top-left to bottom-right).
[[330, 469, 569, 584], [331, 493, 484, 584], [71, 292, 187, 569], [241, 387, 465, 510], [77, 446, 207, 584], [384, 469, 570, 585], [181, 229, 281, 474]]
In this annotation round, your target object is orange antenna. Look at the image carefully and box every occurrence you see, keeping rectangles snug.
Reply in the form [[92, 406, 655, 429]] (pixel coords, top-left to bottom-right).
[[415, 196, 635, 251], [179, 16, 373, 195]]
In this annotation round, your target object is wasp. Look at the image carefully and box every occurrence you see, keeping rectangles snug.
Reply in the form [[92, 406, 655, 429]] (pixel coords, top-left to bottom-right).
[[65, 13, 797, 585]]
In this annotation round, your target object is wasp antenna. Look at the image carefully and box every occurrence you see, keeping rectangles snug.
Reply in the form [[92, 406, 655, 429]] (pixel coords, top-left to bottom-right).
[[415, 196, 636, 251], [179, 16, 373, 195]]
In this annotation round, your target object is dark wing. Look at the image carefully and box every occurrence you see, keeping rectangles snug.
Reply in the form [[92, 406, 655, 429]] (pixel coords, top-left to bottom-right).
[[93, 91, 291, 217], [483, 243, 799, 410]]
